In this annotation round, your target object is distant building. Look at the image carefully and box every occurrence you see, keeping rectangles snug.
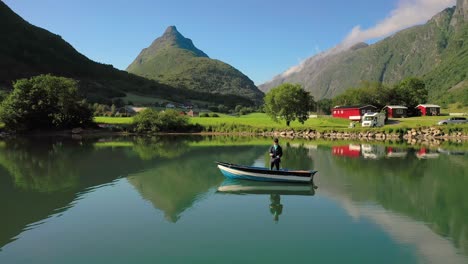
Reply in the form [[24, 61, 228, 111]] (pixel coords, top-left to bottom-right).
[[383, 105, 408, 118], [332, 105, 377, 120], [187, 110, 199, 117], [116, 106, 147, 116], [416, 104, 440, 116], [166, 103, 175, 108]]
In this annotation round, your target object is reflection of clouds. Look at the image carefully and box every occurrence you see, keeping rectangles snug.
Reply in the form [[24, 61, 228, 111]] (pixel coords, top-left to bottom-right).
[[320, 188, 467, 264]]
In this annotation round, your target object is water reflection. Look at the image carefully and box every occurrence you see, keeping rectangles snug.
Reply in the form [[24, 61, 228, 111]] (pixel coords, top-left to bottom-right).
[[126, 145, 265, 222], [312, 143, 468, 257], [217, 179, 316, 222], [0, 136, 466, 263]]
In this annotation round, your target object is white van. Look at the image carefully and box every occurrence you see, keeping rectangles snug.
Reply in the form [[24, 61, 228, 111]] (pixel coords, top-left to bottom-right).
[[361, 112, 385, 127]]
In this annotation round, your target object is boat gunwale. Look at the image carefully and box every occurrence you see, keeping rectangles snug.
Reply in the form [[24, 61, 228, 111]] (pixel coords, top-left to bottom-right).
[[216, 161, 316, 178]]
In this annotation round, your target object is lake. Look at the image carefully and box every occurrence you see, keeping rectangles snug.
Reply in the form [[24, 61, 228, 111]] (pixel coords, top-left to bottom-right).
[[0, 136, 467, 264]]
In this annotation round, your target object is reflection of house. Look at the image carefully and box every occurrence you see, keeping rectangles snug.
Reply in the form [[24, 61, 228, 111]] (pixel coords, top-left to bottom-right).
[[332, 105, 377, 120], [332, 144, 361, 158], [384, 105, 408, 118], [386, 147, 408, 158], [416, 104, 440, 116], [116, 106, 147, 116], [416, 148, 440, 159]]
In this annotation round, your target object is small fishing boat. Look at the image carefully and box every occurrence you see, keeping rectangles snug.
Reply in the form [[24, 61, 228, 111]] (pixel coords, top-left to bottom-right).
[[216, 161, 317, 183], [217, 179, 316, 195]]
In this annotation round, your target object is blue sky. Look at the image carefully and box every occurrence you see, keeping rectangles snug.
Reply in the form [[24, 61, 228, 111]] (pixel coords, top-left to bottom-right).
[[3, 0, 455, 84]]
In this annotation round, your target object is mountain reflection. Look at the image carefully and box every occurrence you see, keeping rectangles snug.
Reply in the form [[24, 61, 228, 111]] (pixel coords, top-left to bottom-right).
[[127, 145, 266, 222], [312, 144, 468, 257], [0, 136, 466, 262]]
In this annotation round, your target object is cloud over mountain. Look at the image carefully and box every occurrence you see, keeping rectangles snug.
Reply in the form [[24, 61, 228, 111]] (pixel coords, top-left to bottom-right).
[[342, 0, 456, 47]]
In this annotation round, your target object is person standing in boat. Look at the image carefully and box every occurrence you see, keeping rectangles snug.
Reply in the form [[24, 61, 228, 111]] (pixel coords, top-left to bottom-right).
[[269, 138, 283, 170]]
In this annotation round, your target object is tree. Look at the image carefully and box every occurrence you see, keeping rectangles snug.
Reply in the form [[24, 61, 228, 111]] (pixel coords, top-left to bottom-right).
[[393, 77, 428, 108], [0, 75, 92, 132], [264, 83, 314, 126], [316, 99, 332, 115]]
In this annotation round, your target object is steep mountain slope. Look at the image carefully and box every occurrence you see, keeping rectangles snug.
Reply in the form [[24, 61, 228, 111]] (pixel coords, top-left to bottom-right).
[[0, 2, 254, 106], [260, 0, 468, 104], [127, 26, 264, 104]]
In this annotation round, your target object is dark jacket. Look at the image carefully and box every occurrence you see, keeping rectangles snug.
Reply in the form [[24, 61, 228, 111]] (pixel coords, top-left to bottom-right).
[[269, 145, 283, 161]]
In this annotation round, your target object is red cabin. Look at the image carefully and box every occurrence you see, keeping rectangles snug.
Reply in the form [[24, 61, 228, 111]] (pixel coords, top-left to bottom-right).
[[383, 105, 408, 118], [416, 104, 440, 116], [332, 105, 377, 120]]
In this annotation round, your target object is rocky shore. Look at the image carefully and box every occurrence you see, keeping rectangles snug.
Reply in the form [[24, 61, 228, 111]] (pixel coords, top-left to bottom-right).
[[260, 126, 467, 145]]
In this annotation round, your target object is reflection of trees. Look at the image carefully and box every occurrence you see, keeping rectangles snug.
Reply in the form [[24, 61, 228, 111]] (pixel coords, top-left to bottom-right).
[[0, 136, 158, 249], [327, 148, 468, 255], [128, 146, 266, 222], [0, 138, 89, 192], [132, 137, 190, 160], [263, 143, 314, 170]]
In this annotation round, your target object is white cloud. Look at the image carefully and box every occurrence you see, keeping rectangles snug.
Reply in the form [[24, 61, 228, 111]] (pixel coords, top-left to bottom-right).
[[269, 0, 456, 81], [341, 0, 456, 48]]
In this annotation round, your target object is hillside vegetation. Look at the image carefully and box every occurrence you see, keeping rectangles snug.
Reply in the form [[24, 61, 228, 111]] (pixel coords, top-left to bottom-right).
[[127, 26, 264, 104], [260, 0, 468, 105], [0, 3, 255, 107]]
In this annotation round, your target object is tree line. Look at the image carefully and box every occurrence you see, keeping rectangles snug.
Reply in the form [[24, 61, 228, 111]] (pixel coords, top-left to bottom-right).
[[263, 77, 428, 126]]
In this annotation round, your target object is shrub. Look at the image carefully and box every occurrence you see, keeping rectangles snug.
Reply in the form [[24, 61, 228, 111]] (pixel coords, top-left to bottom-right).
[[199, 113, 209, 117], [0, 75, 92, 132], [133, 109, 192, 133], [210, 113, 220, 117]]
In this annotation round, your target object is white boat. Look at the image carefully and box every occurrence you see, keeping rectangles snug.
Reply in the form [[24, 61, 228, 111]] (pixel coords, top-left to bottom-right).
[[216, 161, 317, 183]]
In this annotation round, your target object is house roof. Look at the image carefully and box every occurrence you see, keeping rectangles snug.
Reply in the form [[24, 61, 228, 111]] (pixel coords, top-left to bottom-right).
[[129, 107, 147, 112], [416, 104, 440, 108], [385, 105, 408, 109], [333, 105, 377, 109]]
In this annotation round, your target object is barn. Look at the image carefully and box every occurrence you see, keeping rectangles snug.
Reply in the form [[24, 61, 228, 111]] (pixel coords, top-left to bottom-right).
[[332, 105, 378, 120], [383, 105, 408, 118], [416, 104, 440, 116]]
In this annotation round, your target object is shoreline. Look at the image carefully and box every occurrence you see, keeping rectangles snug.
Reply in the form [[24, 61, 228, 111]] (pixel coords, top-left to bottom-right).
[[1, 126, 467, 147]]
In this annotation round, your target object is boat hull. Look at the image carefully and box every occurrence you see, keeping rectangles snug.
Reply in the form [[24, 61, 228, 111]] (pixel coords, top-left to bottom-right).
[[217, 179, 315, 195], [216, 162, 316, 183]]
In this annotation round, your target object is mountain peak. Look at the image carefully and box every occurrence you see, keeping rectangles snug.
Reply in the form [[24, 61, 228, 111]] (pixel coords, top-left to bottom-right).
[[164, 25, 178, 33], [155, 25, 208, 58]]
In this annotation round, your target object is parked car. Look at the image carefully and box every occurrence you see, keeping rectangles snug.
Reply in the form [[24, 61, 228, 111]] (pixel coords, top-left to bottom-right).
[[437, 117, 467, 125]]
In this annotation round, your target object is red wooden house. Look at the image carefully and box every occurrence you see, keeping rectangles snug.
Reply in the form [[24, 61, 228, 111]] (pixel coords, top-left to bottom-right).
[[383, 105, 408, 118], [332, 105, 377, 120], [416, 104, 440, 116]]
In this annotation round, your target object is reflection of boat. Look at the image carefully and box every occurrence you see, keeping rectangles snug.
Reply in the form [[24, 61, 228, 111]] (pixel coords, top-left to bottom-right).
[[217, 179, 316, 195], [216, 162, 317, 183]]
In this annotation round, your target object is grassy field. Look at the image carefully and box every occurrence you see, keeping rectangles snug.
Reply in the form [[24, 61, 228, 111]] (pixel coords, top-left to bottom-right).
[[93, 113, 468, 131], [94, 116, 133, 124]]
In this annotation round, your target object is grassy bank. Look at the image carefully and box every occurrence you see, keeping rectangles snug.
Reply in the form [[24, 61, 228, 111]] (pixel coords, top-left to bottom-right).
[[94, 113, 468, 134]]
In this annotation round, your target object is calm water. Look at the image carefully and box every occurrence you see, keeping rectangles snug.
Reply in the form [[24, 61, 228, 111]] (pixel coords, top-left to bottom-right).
[[0, 136, 467, 264]]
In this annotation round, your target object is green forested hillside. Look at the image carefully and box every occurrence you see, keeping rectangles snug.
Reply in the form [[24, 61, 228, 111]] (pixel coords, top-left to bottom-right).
[[127, 26, 264, 104], [0, 3, 255, 106], [260, 0, 468, 105]]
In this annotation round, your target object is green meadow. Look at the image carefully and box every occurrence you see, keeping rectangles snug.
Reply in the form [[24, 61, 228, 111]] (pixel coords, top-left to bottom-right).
[[94, 112, 467, 133]]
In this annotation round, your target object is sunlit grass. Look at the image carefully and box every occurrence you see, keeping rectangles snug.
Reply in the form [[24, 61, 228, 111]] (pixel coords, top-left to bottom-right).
[[93, 113, 467, 132], [94, 116, 133, 124]]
